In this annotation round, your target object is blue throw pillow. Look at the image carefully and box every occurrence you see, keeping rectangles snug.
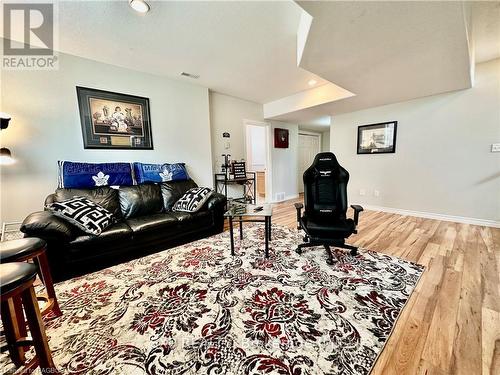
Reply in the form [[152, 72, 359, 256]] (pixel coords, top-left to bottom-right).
[[58, 161, 135, 188], [133, 162, 189, 184]]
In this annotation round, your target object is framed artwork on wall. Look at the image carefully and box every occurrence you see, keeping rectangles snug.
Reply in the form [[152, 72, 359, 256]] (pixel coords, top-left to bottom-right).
[[357, 121, 397, 154], [76, 86, 153, 149], [274, 128, 289, 148]]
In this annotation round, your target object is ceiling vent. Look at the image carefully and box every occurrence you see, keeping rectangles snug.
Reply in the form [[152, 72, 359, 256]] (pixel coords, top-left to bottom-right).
[[180, 72, 200, 79]]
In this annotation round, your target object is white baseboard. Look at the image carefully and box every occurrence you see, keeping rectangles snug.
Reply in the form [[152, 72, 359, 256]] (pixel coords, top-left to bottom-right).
[[361, 204, 500, 228]]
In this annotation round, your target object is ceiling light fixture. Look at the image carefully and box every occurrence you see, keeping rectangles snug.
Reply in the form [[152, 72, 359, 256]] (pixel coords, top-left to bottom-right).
[[129, 0, 150, 14], [308, 79, 317, 86]]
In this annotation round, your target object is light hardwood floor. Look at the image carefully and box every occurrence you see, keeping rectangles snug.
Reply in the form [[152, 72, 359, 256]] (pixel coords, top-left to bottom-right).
[[227, 196, 500, 375]]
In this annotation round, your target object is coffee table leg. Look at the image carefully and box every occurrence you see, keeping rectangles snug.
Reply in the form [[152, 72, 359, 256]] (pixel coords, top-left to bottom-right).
[[239, 216, 243, 240], [265, 216, 269, 258], [268, 216, 272, 241], [229, 216, 235, 256]]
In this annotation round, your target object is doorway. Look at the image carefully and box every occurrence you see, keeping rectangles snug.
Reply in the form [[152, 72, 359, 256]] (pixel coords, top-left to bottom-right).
[[245, 120, 270, 203], [298, 132, 321, 193]]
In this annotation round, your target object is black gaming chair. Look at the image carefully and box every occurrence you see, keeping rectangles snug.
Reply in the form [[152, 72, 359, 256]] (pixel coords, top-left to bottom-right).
[[295, 152, 364, 264]]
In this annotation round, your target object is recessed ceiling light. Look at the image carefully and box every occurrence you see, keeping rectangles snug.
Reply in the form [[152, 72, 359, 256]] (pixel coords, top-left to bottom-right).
[[129, 0, 150, 14], [308, 79, 317, 86]]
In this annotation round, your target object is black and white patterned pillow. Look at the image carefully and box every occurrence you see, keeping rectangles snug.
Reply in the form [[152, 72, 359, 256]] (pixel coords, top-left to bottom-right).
[[172, 187, 213, 213], [47, 196, 115, 235]]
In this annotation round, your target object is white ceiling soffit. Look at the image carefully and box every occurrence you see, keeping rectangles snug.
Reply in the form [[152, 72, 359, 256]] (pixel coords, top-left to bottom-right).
[[12, 0, 331, 104], [472, 2, 500, 63], [265, 1, 474, 120]]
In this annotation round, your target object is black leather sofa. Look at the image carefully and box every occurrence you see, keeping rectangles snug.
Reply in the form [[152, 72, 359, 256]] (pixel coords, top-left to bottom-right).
[[20, 179, 226, 281]]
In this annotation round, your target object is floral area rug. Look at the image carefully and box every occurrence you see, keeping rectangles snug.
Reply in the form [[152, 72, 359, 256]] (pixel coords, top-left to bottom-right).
[[1, 224, 424, 375]]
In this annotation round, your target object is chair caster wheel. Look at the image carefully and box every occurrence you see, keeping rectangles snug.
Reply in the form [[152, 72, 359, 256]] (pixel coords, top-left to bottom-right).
[[296, 247, 303, 254], [326, 258, 334, 265], [350, 248, 358, 256], [303, 235, 309, 242]]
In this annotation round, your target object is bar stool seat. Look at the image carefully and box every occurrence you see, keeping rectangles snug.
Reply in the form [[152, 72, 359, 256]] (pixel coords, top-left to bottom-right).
[[0, 263, 59, 373], [0, 238, 46, 262], [0, 238, 61, 317], [0, 262, 38, 295]]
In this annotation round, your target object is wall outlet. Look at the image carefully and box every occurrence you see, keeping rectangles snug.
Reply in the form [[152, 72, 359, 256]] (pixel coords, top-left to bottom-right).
[[374, 190, 380, 197], [359, 189, 366, 196], [491, 143, 500, 152]]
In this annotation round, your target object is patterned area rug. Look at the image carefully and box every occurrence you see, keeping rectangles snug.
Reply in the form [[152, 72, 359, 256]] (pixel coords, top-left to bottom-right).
[[1, 225, 424, 374]]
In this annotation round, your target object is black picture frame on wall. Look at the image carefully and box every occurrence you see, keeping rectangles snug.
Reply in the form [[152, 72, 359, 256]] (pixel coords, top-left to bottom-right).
[[357, 121, 397, 154], [76, 86, 153, 150]]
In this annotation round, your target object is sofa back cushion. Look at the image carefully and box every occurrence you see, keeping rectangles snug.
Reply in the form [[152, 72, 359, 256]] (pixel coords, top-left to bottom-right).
[[160, 179, 198, 211], [118, 184, 163, 219], [54, 187, 122, 220]]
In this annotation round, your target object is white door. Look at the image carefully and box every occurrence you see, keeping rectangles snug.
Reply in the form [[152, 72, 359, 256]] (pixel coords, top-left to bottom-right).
[[298, 134, 320, 193]]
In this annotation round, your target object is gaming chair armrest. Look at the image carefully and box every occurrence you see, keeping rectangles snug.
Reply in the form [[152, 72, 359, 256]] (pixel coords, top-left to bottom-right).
[[350, 205, 364, 227], [294, 203, 304, 230]]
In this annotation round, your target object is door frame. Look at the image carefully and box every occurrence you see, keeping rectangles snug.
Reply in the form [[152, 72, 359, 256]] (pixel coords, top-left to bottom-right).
[[243, 119, 272, 203]]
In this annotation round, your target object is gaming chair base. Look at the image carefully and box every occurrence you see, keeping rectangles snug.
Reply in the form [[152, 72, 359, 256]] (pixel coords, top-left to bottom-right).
[[296, 238, 358, 265]]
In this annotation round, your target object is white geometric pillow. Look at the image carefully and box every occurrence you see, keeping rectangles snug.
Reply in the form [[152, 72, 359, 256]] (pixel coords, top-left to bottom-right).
[[47, 196, 115, 235], [172, 187, 213, 213]]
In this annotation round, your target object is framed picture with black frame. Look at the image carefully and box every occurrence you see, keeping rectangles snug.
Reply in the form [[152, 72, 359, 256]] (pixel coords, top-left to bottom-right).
[[76, 86, 153, 149], [357, 121, 397, 154]]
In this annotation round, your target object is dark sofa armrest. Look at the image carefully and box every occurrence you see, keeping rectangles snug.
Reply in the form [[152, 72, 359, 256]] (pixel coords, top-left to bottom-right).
[[350, 205, 364, 226], [21, 211, 77, 242], [207, 192, 227, 210]]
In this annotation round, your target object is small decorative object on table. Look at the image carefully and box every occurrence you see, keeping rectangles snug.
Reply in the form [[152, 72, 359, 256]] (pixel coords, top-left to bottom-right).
[[231, 161, 246, 179]]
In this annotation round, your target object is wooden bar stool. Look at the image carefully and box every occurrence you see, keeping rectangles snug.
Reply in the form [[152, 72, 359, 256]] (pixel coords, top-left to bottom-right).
[[0, 238, 61, 317], [0, 262, 59, 374]]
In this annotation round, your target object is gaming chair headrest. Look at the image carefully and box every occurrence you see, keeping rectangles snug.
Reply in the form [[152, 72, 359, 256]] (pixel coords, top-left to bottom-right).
[[311, 152, 340, 171]]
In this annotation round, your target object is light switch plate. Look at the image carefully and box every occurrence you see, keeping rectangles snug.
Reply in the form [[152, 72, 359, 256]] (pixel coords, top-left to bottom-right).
[[491, 143, 500, 152]]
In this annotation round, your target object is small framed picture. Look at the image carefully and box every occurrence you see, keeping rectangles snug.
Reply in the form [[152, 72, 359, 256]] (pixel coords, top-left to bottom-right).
[[274, 128, 289, 148], [357, 121, 397, 154]]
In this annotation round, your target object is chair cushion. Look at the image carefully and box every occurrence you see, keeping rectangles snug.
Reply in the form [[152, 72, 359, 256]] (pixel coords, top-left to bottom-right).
[[0, 238, 46, 262], [47, 196, 115, 235], [118, 184, 163, 219], [160, 179, 198, 211], [0, 262, 37, 295], [54, 186, 122, 220], [302, 216, 355, 239], [126, 213, 178, 233], [70, 222, 133, 247], [172, 187, 213, 213]]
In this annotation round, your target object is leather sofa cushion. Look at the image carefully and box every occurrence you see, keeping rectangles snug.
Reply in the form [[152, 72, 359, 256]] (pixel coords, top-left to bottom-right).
[[126, 213, 178, 233], [70, 222, 133, 247], [169, 210, 212, 224], [160, 179, 198, 211], [119, 184, 163, 219], [54, 187, 122, 219]]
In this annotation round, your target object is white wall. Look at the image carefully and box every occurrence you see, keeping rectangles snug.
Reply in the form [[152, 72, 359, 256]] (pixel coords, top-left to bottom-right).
[[0, 52, 213, 222], [270, 122, 299, 201], [331, 59, 500, 223], [209, 92, 263, 172], [322, 130, 330, 151]]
